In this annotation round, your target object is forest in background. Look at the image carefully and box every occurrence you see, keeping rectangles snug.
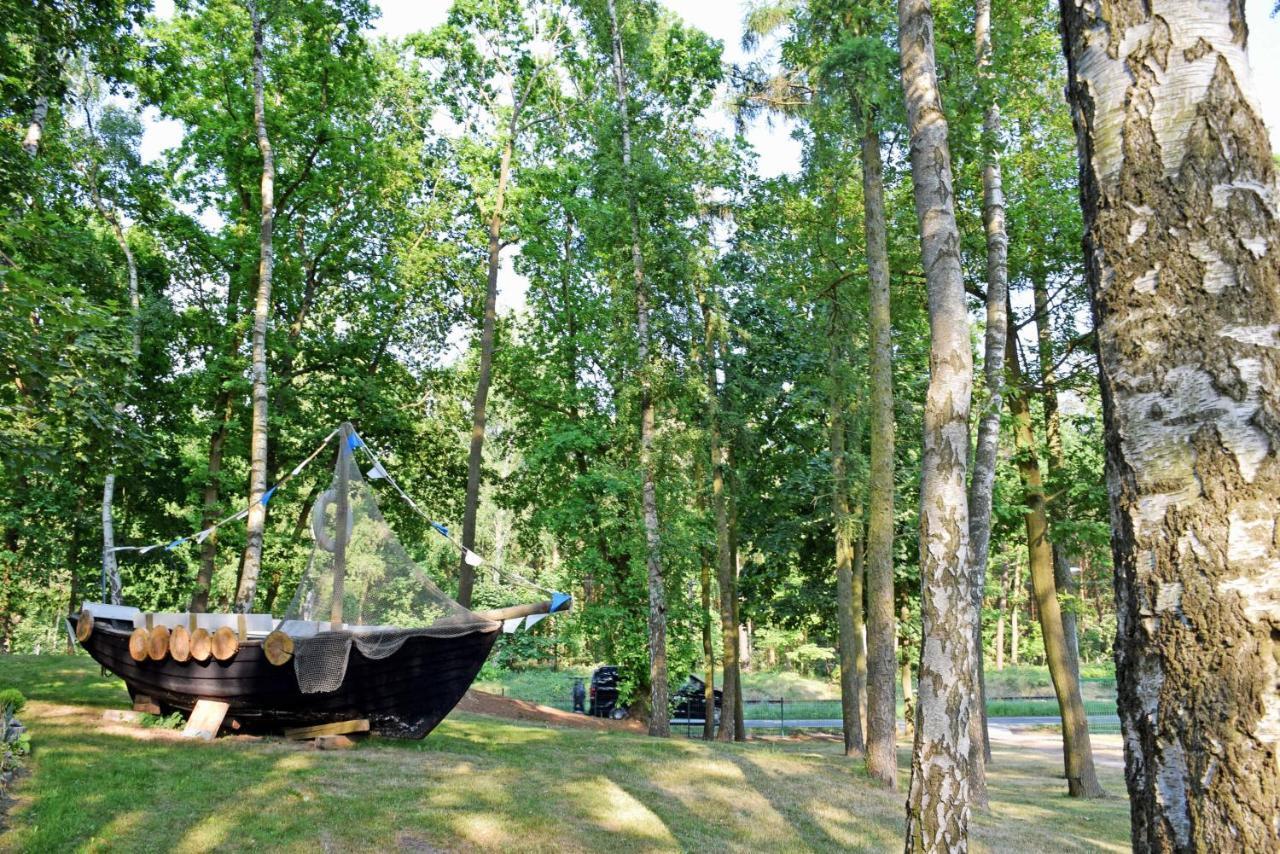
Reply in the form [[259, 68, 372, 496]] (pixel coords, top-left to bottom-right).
[[4, 0, 1279, 847]]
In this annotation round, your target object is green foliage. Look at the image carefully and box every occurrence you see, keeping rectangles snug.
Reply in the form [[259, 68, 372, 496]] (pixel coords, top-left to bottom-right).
[[0, 689, 25, 716]]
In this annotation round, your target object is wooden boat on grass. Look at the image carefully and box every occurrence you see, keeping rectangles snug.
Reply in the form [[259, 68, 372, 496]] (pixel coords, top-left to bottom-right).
[[72, 423, 569, 739]]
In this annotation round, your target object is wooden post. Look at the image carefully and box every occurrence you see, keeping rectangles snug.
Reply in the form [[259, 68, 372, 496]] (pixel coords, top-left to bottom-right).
[[331, 425, 351, 627]]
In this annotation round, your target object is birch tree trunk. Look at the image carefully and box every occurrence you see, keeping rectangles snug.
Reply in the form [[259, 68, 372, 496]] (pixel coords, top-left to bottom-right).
[[458, 115, 518, 608], [963, 0, 1009, 794], [830, 338, 865, 756], [1058, 0, 1280, 844], [862, 116, 899, 789], [22, 95, 49, 159], [1007, 331, 1105, 798], [898, 0, 977, 843], [235, 0, 275, 613], [607, 0, 668, 737], [89, 174, 140, 607]]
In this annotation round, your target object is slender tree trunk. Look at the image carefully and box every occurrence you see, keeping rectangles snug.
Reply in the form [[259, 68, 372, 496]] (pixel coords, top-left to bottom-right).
[[1010, 565, 1019, 666], [191, 394, 232, 612], [862, 117, 898, 789], [1031, 276, 1082, 680], [607, 0, 668, 737], [458, 115, 518, 608], [236, 0, 275, 613], [730, 497, 746, 742], [22, 95, 49, 158], [1059, 0, 1280, 843], [701, 548, 714, 740], [994, 562, 1007, 671], [899, 0, 977, 843], [89, 169, 141, 607], [702, 295, 739, 743], [962, 0, 1009, 796], [1007, 333, 1105, 798], [831, 342, 865, 755]]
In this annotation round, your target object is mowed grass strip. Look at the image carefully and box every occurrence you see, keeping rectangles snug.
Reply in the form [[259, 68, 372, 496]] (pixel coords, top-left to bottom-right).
[[1, 655, 1130, 853]]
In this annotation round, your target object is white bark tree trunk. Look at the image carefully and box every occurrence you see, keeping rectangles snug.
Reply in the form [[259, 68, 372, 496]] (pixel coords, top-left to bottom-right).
[[1059, 0, 1280, 845], [898, 0, 978, 844], [963, 0, 1009, 801], [607, 0, 669, 737], [236, 0, 275, 613], [88, 164, 141, 607], [22, 95, 49, 159]]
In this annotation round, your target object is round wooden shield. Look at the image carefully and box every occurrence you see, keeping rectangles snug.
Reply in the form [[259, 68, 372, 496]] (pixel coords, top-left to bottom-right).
[[189, 627, 212, 662], [75, 610, 94, 642], [128, 628, 150, 662], [211, 626, 239, 661], [169, 625, 191, 662], [147, 625, 171, 661]]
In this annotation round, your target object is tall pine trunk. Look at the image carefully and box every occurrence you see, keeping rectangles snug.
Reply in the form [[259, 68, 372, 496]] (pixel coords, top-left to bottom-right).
[[235, 0, 274, 613], [830, 335, 864, 756], [1007, 330, 1104, 798], [898, 0, 977, 843], [862, 116, 898, 789], [607, 0, 668, 738], [458, 116, 518, 608], [1059, 0, 1280, 843]]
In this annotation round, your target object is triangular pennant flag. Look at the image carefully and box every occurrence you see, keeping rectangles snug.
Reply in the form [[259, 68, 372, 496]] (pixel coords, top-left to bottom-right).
[[164, 538, 185, 551], [463, 548, 484, 567], [431, 522, 449, 537], [524, 613, 547, 629], [194, 527, 215, 545], [138, 545, 157, 555], [502, 617, 523, 633], [347, 432, 363, 451], [366, 461, 388, 480], [260, 486, 277, 507], [231, 508, 249, 522], [550, 591, 571, 613]]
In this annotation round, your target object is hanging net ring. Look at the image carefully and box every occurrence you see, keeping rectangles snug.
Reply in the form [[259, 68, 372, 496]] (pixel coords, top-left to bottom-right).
[[311, 486, 354, 553]]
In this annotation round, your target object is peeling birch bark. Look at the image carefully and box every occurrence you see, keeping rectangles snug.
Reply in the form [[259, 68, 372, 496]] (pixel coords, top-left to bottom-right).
[[21, 95, 49, 159], [964, 0, 1008, 801], [236, 0, 275, 613], [1059, 0, 1280, 846], [898, 0, 977, 845]]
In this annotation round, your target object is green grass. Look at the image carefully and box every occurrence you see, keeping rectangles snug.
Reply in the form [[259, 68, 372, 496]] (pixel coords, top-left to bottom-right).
[[0, 654, 1131, 853], [986, 699, 1116, 718]]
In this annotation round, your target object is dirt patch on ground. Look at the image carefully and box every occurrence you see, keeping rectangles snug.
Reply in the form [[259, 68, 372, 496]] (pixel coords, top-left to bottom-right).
[[457, 690, 645, 733]]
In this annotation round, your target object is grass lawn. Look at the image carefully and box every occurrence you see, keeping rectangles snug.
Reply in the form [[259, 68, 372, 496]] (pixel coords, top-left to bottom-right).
[[0, 655, 1130, 853]]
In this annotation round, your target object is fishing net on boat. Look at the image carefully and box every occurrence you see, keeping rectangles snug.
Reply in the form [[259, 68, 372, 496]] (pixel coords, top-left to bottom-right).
[[283, 425, 497, 693]]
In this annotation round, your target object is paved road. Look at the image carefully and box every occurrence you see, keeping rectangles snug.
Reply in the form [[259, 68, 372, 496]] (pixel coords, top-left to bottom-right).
[[672, 714, 1122, 730]]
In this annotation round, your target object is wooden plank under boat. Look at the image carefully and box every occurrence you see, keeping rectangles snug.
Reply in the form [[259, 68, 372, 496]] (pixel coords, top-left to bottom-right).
[[71, 613, 499, 739]]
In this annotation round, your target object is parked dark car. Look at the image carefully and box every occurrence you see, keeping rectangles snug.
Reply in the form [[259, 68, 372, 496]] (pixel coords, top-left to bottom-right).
[[587, 665, 620, 718], [671, 675, 722, 723]]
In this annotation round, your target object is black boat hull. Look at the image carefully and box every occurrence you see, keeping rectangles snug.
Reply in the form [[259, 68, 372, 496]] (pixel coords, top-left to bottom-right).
[[72, 618, 499, 738]]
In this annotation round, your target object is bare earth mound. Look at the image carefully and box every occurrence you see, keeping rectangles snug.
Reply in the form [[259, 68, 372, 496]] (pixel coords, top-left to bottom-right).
[[457, 689, 645, 732]]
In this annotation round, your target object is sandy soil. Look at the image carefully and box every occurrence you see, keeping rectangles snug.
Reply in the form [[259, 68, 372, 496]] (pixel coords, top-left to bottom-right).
[[456, 690, 646, 732]]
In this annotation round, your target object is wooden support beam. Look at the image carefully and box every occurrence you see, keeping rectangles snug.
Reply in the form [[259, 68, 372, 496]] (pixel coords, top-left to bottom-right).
[[183, 699, 230, 740], [283, 719, 370, 740]]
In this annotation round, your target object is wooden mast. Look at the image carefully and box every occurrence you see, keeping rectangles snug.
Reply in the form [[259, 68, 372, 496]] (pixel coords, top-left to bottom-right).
[[332, 423, 351, 627]]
